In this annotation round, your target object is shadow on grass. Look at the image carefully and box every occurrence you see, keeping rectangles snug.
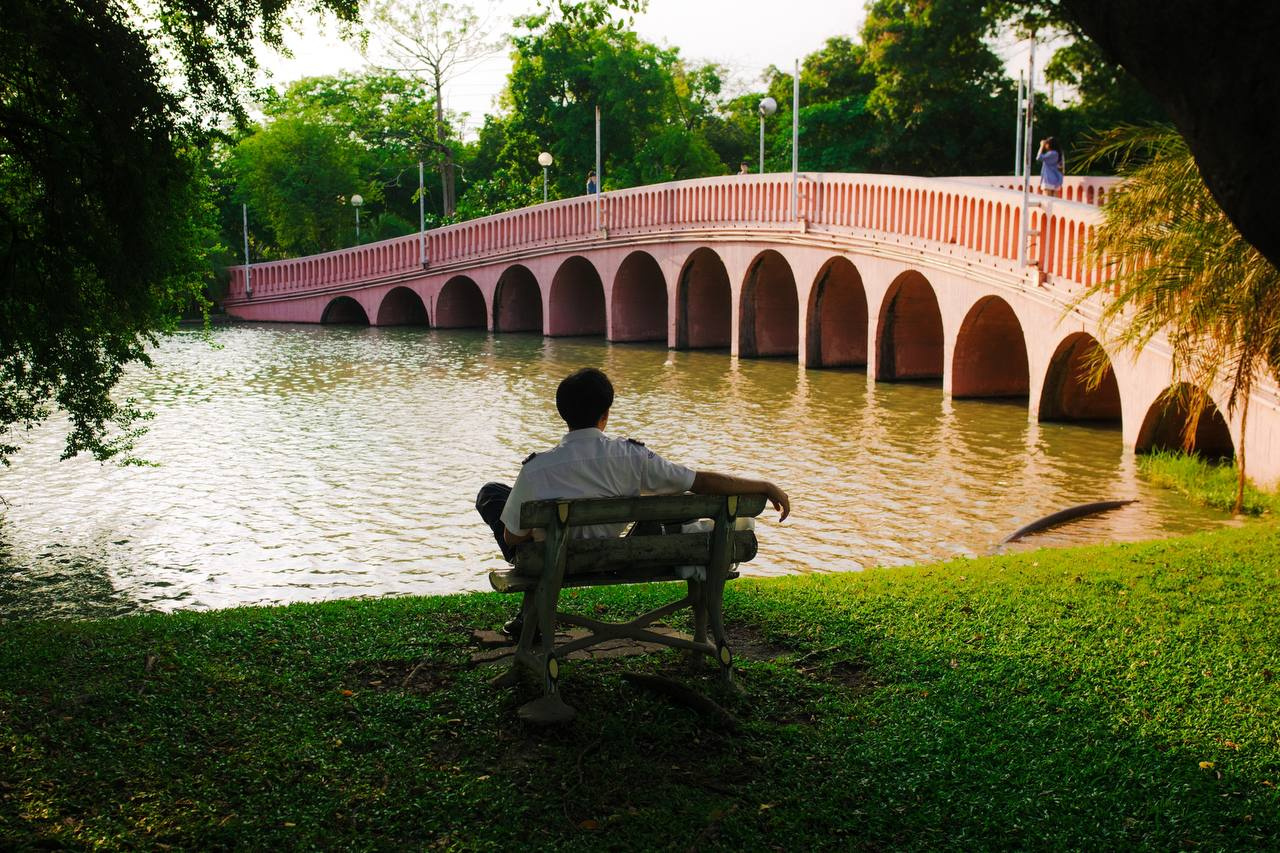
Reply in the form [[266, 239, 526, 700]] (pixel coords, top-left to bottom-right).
[[0, 569, 1277, 850]]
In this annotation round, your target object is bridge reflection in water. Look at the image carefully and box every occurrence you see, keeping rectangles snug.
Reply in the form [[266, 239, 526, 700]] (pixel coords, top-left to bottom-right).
[[0, 328, 1235, 619], [225, 172, 1277, 488]]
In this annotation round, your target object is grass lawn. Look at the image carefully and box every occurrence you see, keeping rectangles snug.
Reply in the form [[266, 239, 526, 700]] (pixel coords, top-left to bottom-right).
[[2, 523, 1278, 850]]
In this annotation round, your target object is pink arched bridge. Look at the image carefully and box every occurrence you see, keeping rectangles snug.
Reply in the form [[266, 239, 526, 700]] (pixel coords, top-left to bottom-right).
[[224, 172, 1280, 488]]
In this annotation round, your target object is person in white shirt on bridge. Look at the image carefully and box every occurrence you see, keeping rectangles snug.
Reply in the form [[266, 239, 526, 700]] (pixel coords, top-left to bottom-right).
[[475, 367, 789, 637]]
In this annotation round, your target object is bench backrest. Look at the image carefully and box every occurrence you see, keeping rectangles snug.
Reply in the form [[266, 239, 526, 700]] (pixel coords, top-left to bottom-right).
[[514, 494, 765, 578], [518, 493, 766, 530]]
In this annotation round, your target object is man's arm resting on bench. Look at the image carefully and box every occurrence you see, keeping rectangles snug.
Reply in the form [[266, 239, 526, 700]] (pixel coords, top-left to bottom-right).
[[500, 472, 790, 547], [691, 471, 790, 521]]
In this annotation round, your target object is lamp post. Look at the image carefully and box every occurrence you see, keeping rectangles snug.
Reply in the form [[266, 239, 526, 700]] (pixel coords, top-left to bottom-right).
[[1019, 35, 1037, 268], [791, 59, 800, 220], [351, 193, 363, 244], [538, 151, 553, 203], [1014, 71, 1025, 177], [758, 96, 777, 175], [594, 105, 602, 231], [418, 161, 426, 267], [242, 203, 252, 299]]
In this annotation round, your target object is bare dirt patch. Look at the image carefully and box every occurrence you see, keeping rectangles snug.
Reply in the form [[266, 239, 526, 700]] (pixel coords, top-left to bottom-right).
[[820, 659, 878, 692], [724, 623, 792, 661], [346, 659, 455, 694]]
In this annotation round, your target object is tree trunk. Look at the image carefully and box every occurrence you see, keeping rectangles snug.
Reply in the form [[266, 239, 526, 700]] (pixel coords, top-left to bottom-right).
[[442, 148, 455, 217], [1234, 389, 1250, 515], [1055, 1, 1280, 268], [432, 75, 454, 218]]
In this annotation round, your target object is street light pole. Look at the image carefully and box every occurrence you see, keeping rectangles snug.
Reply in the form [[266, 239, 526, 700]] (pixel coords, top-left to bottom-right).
[[351, 193, 363, 244], [242, 203, 252, 299], [1019, 35, 1037, 268], [792, 58, 800, 221], [758, 96, 777, 175], [1014, 71, 1025, 177], [594, 105, 602, 231], [418, 160, 426, 267], [538, 151, 554, 203]]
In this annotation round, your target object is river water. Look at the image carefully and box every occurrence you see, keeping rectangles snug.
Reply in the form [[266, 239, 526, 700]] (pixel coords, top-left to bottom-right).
[[0, 325, 1236, 620]]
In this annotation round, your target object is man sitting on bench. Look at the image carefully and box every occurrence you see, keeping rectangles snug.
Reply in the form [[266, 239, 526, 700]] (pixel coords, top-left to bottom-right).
[[475, 367, 790, 638]]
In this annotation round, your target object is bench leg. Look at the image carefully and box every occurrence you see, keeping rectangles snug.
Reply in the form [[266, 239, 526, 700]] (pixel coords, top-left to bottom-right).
[[688, 578, 709, 672], [492, 593, 538, 689], [705, 575, 737, 689], [535, 583, 558, 682], [514, 591, 537, 651], [488, 594, 535, 686], [518, 580, 576, 724]]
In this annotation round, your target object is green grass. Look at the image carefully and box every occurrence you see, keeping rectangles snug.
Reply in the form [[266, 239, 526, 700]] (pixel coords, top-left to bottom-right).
[[2, 524, 1279, 850], [1139, 449, 1279, 515]]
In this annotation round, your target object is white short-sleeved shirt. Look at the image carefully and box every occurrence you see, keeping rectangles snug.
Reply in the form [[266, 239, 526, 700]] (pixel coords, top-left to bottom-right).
[[500, 428, 696, 541]]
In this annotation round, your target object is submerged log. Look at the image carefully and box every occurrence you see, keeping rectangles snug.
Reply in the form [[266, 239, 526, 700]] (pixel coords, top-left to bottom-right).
[[999, 499, 1138, 546]]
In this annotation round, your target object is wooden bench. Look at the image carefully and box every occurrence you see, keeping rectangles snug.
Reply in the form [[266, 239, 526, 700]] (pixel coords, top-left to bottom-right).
[[488, 493, 766, 723]]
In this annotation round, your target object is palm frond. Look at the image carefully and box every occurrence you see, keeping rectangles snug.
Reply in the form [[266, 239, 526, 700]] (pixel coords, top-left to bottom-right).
[[1075, 124, 1280, 513]]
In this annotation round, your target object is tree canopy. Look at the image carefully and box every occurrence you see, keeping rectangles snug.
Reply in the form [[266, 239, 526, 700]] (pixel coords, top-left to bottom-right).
[[467, 2, 726, 204], [0, 0, 357, 463], [225, 72, 441, 258]]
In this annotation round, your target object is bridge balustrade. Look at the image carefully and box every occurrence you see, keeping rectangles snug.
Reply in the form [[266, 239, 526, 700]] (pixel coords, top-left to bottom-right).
[[224, 173, 1119, 302]]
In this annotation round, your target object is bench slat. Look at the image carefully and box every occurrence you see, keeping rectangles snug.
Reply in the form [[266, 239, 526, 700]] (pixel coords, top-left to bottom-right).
[[519, 493, 767, 529], [490, 565, 742, 594], [511, 531, 757, 576]]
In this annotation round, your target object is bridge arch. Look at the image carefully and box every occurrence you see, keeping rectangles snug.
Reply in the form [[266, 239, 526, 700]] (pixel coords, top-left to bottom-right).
[[739, 250, 799, 358], [610, 250, 667, 342], [435, 276, 486, 328], [375, 286, 428, 326], [493, 265, 543, 333], [321, 296, 369, 325], [805, 256, 868, 368], [676, 248, 731, 349], [876, 270, 943, 381], [1136, 384, 1235, 462], [1039, 332, 1122, 423], [548, 256, 605, 337], [951, 296, 1029, 398]]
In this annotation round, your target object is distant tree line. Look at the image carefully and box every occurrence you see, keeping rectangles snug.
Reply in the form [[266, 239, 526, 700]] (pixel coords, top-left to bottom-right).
[[221, 0, 1166, 262]]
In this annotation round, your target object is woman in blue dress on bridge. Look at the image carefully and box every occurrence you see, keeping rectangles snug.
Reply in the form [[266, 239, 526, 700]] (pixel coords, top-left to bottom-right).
[[1037, 137, 1064, 197]]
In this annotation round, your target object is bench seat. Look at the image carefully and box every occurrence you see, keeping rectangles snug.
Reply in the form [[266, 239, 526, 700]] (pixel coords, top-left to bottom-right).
[[490, 565, 742, 594]]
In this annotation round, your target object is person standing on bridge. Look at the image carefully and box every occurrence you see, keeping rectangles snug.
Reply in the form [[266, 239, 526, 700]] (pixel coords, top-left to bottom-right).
[[475, 367, 790, 637], [738, 161, 750, 175], [1037, 137, 1064, 197], [585, 170, 598, 194]]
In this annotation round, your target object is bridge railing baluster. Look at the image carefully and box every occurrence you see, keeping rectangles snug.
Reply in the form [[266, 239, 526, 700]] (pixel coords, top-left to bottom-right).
[[226, 172, 1114, 315]]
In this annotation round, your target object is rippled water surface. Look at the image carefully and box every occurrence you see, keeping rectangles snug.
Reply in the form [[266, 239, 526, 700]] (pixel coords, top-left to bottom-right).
[[0, 325, 1237, 619]]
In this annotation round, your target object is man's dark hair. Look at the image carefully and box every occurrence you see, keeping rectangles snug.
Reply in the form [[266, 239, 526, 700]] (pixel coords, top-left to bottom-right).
[[556, 368, 614, 429]]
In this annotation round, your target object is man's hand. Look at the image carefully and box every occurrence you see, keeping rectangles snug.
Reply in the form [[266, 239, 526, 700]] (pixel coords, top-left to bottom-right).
[[765, 483, 791, 521], [691, 471, 791, 521]]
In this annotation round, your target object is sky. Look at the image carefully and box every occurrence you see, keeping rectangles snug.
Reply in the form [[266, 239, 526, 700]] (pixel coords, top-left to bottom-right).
[[259, 0, 871, 136]]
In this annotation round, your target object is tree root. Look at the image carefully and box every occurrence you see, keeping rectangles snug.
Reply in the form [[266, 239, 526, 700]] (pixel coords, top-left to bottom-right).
[[622, 672, 741, 732]]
